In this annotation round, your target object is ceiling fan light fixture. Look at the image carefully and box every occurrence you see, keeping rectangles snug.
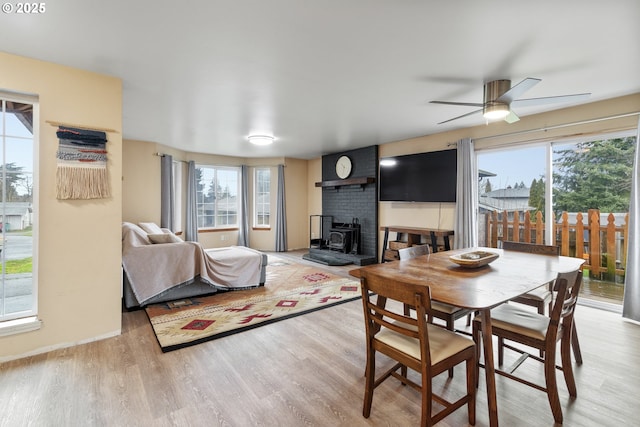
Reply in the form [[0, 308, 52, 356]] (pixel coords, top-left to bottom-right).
[[247, 135, 275, 145], [483, 102, 510, 120]]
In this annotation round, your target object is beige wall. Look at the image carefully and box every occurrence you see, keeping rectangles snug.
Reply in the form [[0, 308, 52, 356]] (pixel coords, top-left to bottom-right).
[[307, 157, 323, 219], [122, 139, 164, 225], [0, 52, 123, 361], [283, 158, 309, 250]]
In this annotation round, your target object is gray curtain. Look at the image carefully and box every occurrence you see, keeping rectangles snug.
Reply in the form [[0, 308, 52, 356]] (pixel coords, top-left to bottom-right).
[[238, 165, 250, 247], [275, 164, 287, 252], [622, 119, 640, 322], [185, 160, 198, 242], [160, 154, 174, 230], [453, 138, 478, 249]]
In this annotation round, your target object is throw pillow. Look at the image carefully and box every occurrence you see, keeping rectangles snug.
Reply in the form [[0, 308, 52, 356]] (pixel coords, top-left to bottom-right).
[[139, 222, 163, 235], [148, 233, 182, 244]]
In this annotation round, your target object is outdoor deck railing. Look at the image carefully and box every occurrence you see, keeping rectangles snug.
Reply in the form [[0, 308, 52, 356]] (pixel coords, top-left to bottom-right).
[[484, 209, 629, 283]]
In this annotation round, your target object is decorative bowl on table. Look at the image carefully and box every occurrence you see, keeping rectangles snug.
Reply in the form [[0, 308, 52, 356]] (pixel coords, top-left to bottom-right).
[[449, 250, 499, 268]]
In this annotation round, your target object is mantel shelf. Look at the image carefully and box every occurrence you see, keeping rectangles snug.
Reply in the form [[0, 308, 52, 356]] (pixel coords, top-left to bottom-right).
[[315, 177, 376, 188]]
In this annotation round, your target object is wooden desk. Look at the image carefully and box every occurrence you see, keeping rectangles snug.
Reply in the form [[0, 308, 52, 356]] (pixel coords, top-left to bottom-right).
[[350, 247, 585, 427], [380, 226, 454, 262]]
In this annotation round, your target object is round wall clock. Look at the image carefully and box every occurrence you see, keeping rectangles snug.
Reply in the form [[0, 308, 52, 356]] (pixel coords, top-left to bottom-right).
[[335, 155, 352, 179]]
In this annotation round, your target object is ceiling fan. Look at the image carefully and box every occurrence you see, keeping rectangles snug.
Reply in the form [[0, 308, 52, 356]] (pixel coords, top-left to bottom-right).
[[430, 78, 591, 124]]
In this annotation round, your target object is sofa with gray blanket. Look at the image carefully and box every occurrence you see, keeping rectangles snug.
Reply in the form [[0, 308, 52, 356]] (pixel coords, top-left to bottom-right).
[[122, 222, 267, 308]]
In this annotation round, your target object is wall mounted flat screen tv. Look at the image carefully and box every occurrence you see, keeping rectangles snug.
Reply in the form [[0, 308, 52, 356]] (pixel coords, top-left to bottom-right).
[[379, 149, 457, 202]]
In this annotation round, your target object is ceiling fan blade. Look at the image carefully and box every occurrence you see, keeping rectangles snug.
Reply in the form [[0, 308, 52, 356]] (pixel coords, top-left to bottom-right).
[[430, 100, 484, 108], [510, 93, 591, 108], [504, 110, 520, 124], [496, 77, 541, 103], [437, 108, 483, 124]]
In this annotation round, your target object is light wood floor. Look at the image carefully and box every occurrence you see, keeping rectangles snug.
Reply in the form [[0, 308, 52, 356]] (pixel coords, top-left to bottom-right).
[[1, 251, 640, 426]]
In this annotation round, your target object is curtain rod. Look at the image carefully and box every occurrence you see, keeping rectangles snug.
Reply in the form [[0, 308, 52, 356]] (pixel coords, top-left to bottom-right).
[[473, 111, 640, 142], [446, 110, 640, 147], [154, 153, 283, 168], [154, 152, 187, 163], [46, 120, 119, 134]]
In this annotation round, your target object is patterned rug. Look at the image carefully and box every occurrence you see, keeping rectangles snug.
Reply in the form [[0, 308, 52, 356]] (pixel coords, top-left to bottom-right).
[[145, 256, 361, 352]]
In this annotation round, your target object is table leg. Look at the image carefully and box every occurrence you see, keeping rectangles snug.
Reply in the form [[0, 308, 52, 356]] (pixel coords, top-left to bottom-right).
[[381, 228, 390, 263], [480, 308, 499, 427], [430, 231, 438, 253]]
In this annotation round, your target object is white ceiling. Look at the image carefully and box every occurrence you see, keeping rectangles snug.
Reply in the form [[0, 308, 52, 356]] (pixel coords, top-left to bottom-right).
[[1, 0, 639, 159]]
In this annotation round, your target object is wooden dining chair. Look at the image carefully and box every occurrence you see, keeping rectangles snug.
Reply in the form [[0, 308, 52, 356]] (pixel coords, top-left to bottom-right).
[[501, 241, 557, 315], [360, 270, 476, 426], [501, 240, 583, 364], [398, 244, 474, 331], [398, 244, 474, 378], [472, 270, 582, 424]]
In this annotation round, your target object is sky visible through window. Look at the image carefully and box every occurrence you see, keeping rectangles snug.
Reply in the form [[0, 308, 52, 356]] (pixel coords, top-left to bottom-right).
[[3, 112, 33, 197], [477, 146, 545, 190]]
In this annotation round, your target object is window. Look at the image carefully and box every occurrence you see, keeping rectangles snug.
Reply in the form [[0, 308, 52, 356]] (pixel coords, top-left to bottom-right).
[[254, 167, 271, 228], [195, 165, 240, 229], [1, 94, 37, 323]]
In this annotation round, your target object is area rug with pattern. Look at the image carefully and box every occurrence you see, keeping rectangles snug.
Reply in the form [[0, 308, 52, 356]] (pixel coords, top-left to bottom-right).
[[145, 255, 361, 352]]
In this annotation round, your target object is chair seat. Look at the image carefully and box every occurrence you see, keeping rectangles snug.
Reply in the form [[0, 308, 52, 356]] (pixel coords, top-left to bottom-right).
[[377, 322, 475, 365], [432, 301, 464, 314], [517, 286, 553, 303], [475, 304, 550, 341]]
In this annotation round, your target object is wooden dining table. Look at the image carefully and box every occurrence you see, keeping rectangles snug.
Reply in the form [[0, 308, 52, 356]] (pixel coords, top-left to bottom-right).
[[349, 246, 585, 427]]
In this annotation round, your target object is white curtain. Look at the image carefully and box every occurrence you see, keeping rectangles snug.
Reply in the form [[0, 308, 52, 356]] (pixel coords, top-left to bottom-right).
[[453, 138, 478, 249], [160, 154, 174, 231], [237, 165, 250, 247], [622, 119, 640, 322], [185, 160, 199, 242], [275, 164, 287, 252]]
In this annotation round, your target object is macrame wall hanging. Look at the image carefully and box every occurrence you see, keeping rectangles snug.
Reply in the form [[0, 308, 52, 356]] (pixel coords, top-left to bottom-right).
[[53, 124, 111, 200]]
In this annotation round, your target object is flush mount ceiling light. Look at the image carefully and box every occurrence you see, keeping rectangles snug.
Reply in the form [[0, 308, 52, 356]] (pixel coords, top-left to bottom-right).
[[482, 79, 511, 120], [247, 135, 275, 146], [483, 101, 510, 120]]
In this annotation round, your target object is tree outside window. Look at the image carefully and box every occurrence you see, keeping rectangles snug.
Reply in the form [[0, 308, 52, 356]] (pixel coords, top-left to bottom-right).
[[553, 137, 636, 215]]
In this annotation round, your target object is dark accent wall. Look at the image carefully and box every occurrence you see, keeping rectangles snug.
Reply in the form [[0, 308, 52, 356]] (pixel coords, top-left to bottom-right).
[[321, 145, 378, 259]]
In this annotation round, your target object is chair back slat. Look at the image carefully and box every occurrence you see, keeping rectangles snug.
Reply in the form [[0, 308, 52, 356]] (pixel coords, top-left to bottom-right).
[[548, 270, 582, 332], [367, 301, 420, 338], [502, 241, 560, 255], [560, 271, 582, 320], [398, 244, 430, 260]]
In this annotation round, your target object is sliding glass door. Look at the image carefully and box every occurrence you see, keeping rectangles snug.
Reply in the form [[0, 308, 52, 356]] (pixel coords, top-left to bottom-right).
[[477, 131, 636, 306]]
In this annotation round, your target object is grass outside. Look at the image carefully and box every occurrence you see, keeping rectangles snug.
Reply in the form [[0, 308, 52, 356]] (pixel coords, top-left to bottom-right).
[[3, 257, 33, 274], [2, 228, 34, 274]]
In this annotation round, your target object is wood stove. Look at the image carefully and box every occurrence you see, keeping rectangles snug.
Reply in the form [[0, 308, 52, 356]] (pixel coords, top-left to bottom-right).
[[328, 228, 353, 253], [327, 219, 360, 254]]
